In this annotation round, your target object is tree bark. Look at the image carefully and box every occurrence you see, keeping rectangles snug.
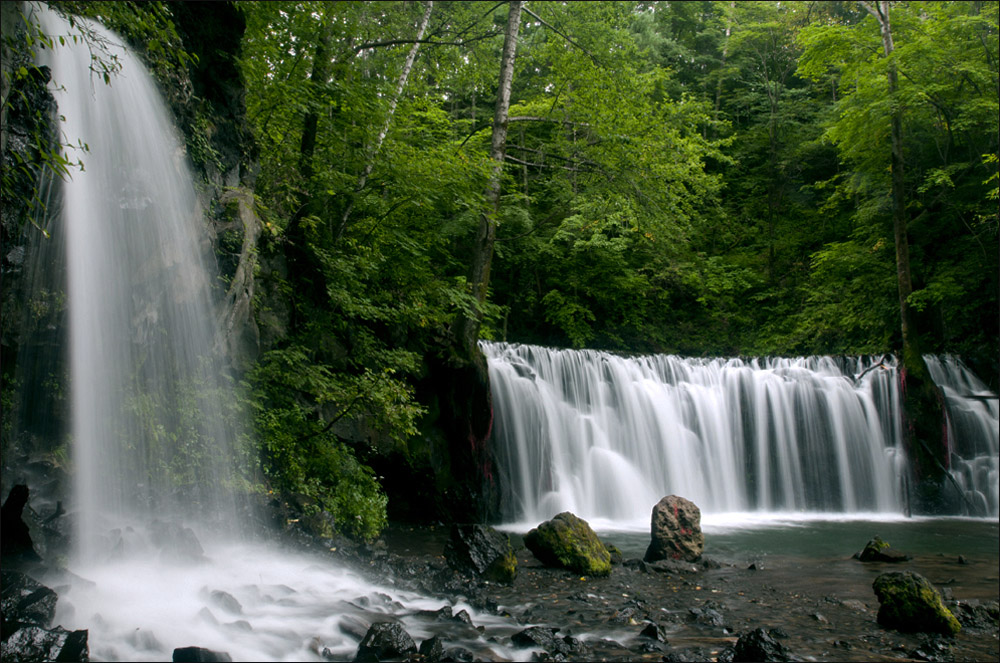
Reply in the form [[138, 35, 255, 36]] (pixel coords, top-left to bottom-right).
[[335, 0, 434, 241], [456, 0, 522, 356], [860, 0, 950, 511]]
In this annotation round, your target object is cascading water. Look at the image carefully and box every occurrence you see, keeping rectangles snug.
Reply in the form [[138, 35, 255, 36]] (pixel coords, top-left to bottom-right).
[[33, 4, 248, 561], [485, 342, 997, 525], [925, 355, 1000, 516], [17, 8, 523, 661]]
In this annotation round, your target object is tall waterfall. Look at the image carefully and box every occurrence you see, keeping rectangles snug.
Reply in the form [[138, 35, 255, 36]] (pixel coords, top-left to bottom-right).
[[485, 343, 999, 524], [34, 6, 249, 560]]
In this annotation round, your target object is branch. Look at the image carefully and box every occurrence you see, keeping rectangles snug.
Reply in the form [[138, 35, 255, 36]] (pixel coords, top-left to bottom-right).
[[522, 5, 600, 67], [503, 154, 585, 171]]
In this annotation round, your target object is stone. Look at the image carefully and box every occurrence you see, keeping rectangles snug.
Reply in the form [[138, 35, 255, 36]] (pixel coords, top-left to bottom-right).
[[354, 622, 417, 662], [644, 495, 704, 563], [1, 624, 89, 662], [1, 485, 42, 563], [172, 646, 233, 662], [510, 626, 588, 658], [524, 512, 611, 577], [639, 621, 668, 642], [604, 543, 623, 565], [872, 571, 961, 635], [1, 570, 57, 627], [732, 627, 793, 662], [444, 524, 517, 584], [855, 536, 911, 563], [419, 635, 445, 661]]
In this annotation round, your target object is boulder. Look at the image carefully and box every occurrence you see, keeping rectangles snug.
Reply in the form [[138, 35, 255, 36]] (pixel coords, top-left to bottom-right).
[[872, 571, 961, 635], [1, 485, 42, 564], [354, 622, 416, 662], [418, 635, 444, 661], [443, 524, 517, 584], [172, 646, 233, 662], [1, 624, 89, 662], [510, 626, 588, 659], [1, 570, 57, 627], [854, 536, 911, 562], [644, 495, 704, 563], [731, 627, 793, 662], [524, 512, 611, 577]]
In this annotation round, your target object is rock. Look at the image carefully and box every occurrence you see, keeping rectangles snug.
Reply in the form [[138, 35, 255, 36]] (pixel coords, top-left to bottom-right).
[[872, 571, 961, 635], [951, 600, 999, 629], [1, 485, 42, 563], [604, 543, 623, 565], [172, 646, 233, 662], [1, 570, 57, 627], [419, 635, 445, 661], [150, 520, 207, 564], [1, 624, 89, 662], [639, 621, 668, 642], [644, 495, 704, 563], [354, 622, 417, 662], [208, 590, 243, 615], [444, 524, 517, 584], [524, 512, 611, 577], [855, 536, 911, 563], [510, 626, 588, 658], [732, 627, 793, 662]]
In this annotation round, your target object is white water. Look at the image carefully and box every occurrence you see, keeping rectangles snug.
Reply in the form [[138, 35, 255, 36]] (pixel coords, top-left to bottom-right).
[[485, 343, 999, 524], [35, 5, 246, 562]]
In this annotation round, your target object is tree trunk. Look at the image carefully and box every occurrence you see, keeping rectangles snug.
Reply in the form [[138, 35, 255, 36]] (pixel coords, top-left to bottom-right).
[[335, 0, 434, 241], [456, 0, 523, 356], [861, 0, 951, 512]]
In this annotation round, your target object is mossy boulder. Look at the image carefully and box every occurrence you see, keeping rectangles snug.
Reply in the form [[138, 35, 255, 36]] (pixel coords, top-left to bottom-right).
[[524, 512, 611, 577], [872, 571, 961, 635], [855, 536, 911, 562]]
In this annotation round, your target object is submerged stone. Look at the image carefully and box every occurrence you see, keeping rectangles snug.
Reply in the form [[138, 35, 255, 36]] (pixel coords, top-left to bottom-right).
[[172, 646, 233, 662], [524, 512, 612, 577], [872, 571, 961, 635], [855, 536, 911, 563], [644, 495, 704, 563]]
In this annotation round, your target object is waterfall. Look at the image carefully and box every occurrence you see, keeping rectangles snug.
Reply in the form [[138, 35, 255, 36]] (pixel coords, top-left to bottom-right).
[[32, 5, 250, 560], [925, 356, 1000, 516], [485, 342, 999, 524]]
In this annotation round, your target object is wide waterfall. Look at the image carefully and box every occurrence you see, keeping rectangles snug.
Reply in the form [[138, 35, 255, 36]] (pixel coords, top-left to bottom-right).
[[33, 6, 249, 559], [485, 342, 999, 525]]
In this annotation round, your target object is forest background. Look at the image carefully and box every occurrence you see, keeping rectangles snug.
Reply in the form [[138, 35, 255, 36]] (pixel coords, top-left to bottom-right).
[[2, 0, 997, 541]]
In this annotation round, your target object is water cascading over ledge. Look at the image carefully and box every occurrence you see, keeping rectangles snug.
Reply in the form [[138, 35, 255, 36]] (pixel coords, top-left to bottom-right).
[[32, 5, 252, 561], [484, 342, 999, 524]]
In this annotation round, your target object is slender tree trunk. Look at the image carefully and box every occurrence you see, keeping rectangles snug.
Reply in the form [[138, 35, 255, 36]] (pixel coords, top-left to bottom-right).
[[335, 0, 434, 240], [456, 0, 523, 355], [861, 0, 950, 511]]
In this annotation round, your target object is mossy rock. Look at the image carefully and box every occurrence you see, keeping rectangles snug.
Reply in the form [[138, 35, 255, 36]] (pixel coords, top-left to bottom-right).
[[872, 571, 961, 635], [856, 536, 911, 562], [524, 512, 611, 577]]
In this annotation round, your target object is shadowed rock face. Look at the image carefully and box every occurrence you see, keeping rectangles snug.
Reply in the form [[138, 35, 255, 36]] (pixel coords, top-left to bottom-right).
[[524, 511, 611, 577], [872, 571, 961, 635], [644, 495, 704, 563], [444, 524, 517, 584]]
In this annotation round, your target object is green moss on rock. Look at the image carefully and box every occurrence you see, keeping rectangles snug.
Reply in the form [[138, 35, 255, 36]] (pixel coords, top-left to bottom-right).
[[524, 512, 611, 577], [872, 571, 961, 636]]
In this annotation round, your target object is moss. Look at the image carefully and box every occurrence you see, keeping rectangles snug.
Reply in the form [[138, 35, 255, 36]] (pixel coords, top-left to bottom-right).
[[485, 547, 518, 584], [524, 512, 612, 577], [873, 571, 961, 636]]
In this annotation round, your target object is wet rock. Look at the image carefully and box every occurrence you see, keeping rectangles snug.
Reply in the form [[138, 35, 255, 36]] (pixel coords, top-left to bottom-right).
[[511, 626, 588, 659], [524, 512, 611, 577], [337, 614, 370, 640], [604, 543, 623, 565], [639, 621, 668, 642], [150, 520, 207, 564], [644, 495, 704, 563], [419, 635, 444, 661], [444, 524, 517, 584], [1, 485, 42, 564], [872, 571, 961, 635], [355, 622, 417, 662], [1, 570, 57, 627], [1, 624, 89, 662], [172, 646, 233, 662], [731, 627, 793, 662], [208, 590, 242, 615], [688, 606, 725, 627], [855, 536, 911, 563], [442, 646, 475, 661], [949, 600, 999, 630]]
